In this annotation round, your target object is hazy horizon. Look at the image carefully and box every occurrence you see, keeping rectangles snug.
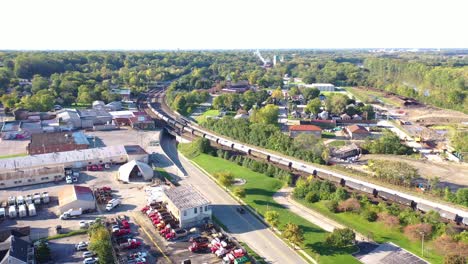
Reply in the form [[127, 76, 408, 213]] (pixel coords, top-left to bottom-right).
[[1, 0, 467, 50]]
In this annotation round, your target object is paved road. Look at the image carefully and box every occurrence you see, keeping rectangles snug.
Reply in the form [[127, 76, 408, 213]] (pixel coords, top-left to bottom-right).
[[273, 187, 369, 241], [160, 135, 307, 264]]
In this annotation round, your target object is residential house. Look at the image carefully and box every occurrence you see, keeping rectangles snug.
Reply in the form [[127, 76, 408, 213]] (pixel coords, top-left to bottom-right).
[[344, 125, 370, 140]]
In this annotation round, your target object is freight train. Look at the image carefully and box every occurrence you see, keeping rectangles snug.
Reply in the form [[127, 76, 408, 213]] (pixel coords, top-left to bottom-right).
[[147, 102, 468, 226]]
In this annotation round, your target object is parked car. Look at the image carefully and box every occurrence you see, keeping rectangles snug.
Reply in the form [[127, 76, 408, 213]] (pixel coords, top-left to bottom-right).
[[75, 241, 88, 251], [83, 257, 98, 264], [111, 225, 120, 233], [79, 221, 89, 229], [82, 251, 95, 258]]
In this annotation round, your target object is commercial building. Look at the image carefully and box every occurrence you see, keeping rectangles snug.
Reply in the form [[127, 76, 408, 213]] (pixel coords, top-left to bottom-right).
[[0, 166, 65, 189], [27, 131, 90, 155], [163, 185, 211, 228], [289, 125, 322, 138], [125, 145, 149, 163], [118, 160, 153, 183], [56, 109, 113, 129], [0, 234, 34, 264], [58, 185, 95, 214], [110, 111, 155, 130], [344, 125, 370, 140], [0, 145, 129, 171]]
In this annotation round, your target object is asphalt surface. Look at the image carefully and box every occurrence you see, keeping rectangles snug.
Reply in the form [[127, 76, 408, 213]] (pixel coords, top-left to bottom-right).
[[159, 134, 307, 264]]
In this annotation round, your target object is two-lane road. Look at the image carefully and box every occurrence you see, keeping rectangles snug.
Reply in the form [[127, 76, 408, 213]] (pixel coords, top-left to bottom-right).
[[160, 135, 307, 264]]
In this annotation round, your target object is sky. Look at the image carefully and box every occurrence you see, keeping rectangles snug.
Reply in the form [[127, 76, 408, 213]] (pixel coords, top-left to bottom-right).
[[1, 0, 467, 50]]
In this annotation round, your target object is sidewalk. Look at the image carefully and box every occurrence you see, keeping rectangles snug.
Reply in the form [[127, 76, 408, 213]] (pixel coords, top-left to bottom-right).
[[273, 187, 370, 242]]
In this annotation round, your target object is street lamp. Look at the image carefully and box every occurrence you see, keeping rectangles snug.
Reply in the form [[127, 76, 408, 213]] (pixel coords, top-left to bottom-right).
[[419, 231, 425, 257]]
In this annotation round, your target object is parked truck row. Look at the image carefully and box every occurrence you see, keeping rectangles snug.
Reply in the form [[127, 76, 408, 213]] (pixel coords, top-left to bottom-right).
[[0, 192, 49, 220]]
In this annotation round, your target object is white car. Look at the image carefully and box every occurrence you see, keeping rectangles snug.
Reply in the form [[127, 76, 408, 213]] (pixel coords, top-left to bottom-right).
[[82, 251, 95, 258], [75, 241, 88, 251], [65, 176, 73, 184], [111, 225, 120, 233], [79, 221, 89, 229], [83, 257, 98, 264]]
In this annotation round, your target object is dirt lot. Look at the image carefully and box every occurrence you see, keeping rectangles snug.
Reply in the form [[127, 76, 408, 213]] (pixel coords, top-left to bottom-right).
[[356, 154, 468, 190]]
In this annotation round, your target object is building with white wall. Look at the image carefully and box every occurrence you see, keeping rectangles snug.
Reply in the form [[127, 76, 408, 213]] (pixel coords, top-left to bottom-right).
[[163, 185, 211, 228]]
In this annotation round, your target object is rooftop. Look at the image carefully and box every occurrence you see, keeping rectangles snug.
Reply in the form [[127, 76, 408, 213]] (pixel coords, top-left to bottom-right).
[[346, 124, 370, 134], [29, 131, 90, 148], [58, 185, 94, 206], [0, 166, 65, 180], [0, 145, 127, 170], [164, 185, 210, 210], [311, 83, 334, 87], [289, 125, 322, 131], [124, 145, 148, 155]]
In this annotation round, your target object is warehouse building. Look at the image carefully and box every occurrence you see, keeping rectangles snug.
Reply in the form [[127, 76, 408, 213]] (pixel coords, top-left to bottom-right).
[[56, 108, 113, 129], [27, 131, 90, 155], [163, 185, 211, 228], [125, 145, 149, 163], [0, 166, 65, 189], [118, 160, 153, 183], [58, 185, 95, 214]]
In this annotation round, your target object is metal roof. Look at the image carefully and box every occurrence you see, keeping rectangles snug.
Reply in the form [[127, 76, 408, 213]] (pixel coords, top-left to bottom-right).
[[58, 185, 94, 207], [0, 145, 127, 170], [0, 166, 64, 180], [164, 185, 210, 210]]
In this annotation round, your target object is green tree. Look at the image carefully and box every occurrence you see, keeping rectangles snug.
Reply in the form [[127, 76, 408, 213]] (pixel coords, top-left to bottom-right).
[[302, 88, 320, 100], [35, 241, 51, 263], [283, 223, 304, 246], [218, 172, 234, 187], [88, 224, 114, 264], [304, 98, 322, 114], [326, 93, 348, 114], [325, 228, 356, 248], [31, 75, 49, 93], [233, 187, 246, 198], [0, 93, 19, 110], [271, 88, 283, 99], [455, 188, 468, 207], [265, 210, 280, 228], [173, 94, 187, 114], [250, 104, 279, 125]]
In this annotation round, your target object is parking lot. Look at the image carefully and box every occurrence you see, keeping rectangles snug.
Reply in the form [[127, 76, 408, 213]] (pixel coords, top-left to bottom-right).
[[49, 234, 90, 264]]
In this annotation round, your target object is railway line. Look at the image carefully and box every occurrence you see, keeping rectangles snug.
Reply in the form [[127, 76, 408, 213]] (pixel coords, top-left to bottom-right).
[[145, 89, 468, 226]]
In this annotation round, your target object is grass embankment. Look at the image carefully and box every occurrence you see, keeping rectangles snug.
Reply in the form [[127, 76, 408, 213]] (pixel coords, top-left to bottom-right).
[[344, 87, 402, 107], [43, 229, 88, 241], [0, 153, 27, 159], [178, 144, 359, 264], [296, 199, 443, 263], [326, 140, 346, 147], [195, 109, 220, 123], [154, 167, 178, 186]]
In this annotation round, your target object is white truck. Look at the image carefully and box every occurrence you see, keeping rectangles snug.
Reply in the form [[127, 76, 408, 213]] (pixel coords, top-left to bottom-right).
[[60, 208, 82, 220], [41, 192, 50, 204], [7, 196, 16, 206], [28, 204, 37, 216], [105, 199, 121, 211], [8, 205, 17, 218], [0, 208, 5, 220], [33, 193, 41, 205], [18, 204, 27, 217], [16, 196, 25, 206], [25, 195, 33, 205]]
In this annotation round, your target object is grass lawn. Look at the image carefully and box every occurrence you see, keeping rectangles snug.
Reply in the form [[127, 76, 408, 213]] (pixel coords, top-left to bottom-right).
[[297, 199, 443, 264], [344, 87, 402, 107], [195, 109, 220, 123], [0, 153, 27, 159], [326, 140, 346, 147], [321, 132, 336, 139], [180, 147, 359, 264]]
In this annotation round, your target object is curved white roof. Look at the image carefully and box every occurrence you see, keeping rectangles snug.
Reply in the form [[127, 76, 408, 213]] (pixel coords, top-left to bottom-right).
[[118, 160, 153, 182]]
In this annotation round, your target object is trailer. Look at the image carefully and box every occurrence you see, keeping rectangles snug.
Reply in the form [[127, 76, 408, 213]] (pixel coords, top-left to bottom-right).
[[438, 209, 457, 221], [41, 192, 50, 204], [33, 193, 41, 205], [25, 195, 33, 205], [16, 196, 25, 206], [28, 204, 37, 216], [18, 204, 27, 218], [0, 208, 5, 220], [8, 206, 16, 218], [8, 196, 16, 206], [416, 202, 436, 213]]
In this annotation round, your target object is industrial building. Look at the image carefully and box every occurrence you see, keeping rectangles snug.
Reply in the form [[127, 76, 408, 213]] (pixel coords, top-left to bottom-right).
[[118, 160, 153, 183], [124, 145, 149, 163], [27, 131, 90, 155], [58, 185, 95, 214], [163, 185, 211, 228], [56, 108, 113, 129], [110, 111, 155, 130], [0, 166, 65, 189]]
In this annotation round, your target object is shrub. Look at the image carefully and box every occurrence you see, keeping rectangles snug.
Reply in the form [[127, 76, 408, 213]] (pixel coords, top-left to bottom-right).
[[325, 200, 339, 213], [338, 198, 361, 213], [35, 241, 51, 263], [377, 212, 400, 228], [403, 223, 433, 241], [444, 255, 466, 264], [361, 210, 377, 222], [434, 235, 468, 259], [214, 171, 234, 187], [333, 187, 348, 201], [233, 187, 246, 198], [325, 228, 356, 248], [305, 192, 320, 203], [265, 211, 280, 228]]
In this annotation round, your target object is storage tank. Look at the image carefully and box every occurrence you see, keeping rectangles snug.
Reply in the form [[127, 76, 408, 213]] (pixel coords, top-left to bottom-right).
[[18, 205, 27, 218], [28, 204, 37, 216], [8, 205, 17, 218]]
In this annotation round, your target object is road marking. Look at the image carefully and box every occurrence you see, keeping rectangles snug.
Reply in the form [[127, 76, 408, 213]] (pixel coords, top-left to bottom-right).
[[133, 214, 173, 264]]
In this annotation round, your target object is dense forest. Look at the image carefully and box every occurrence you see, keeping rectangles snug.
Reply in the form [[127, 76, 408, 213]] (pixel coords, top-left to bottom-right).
[[0, 50, 466, 113]]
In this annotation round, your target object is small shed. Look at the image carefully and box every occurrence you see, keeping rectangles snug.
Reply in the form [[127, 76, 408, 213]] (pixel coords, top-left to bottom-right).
[[118, 160, 153, 183], [58, 185, 95, 213]]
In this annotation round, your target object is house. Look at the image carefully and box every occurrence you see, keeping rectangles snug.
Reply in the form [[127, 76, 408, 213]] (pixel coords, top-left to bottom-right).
[[234, 113, 249, 120], [344, 125, 370, 140], [318, 111, 329, 120], [58, 185, 95, 214], [289, 125, 322, 138], [27, 131, 89, 155], [0, 234, 34, 264], [331, 143, 361, 159], [340, 113, 351, 120], [111, 88, 131, 100], [352, 114, 362, 120], [163, 185, 211, 228]]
